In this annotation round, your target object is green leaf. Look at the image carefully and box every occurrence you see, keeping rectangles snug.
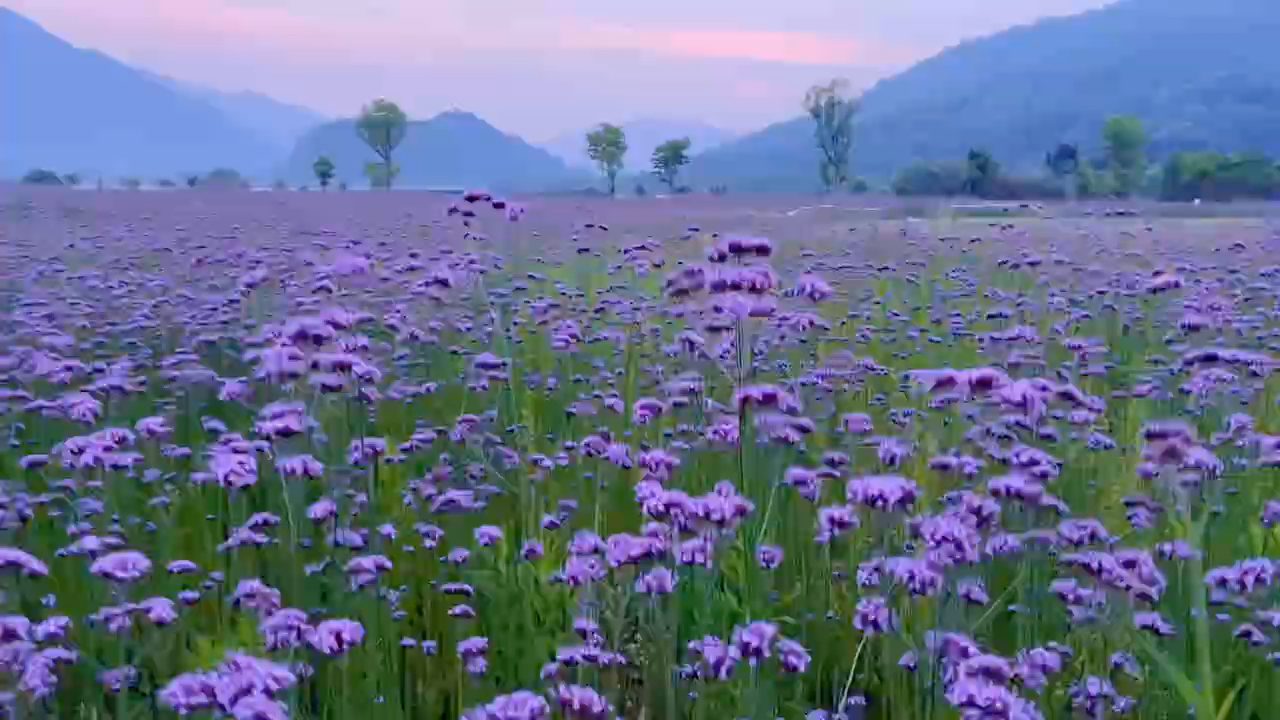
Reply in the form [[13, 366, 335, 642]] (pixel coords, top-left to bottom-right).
[[1136, 634, 1212, 719], [1215, 678, 1246, 720]]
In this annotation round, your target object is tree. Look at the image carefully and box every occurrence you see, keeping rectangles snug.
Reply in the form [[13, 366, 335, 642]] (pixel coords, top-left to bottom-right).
[[1045, 143, 1080, 199], [1102, 115, 1146, 197], [186, 175, 200, 189], [60, 173, 81, 187], [356, 98, 408, 191], [205, 168, 243, 188], [21, 168, 62, 185], [804, 78, 859, 192], [364, 162, 399, 189], [586, 123, 627, 195], [312, 155, 336, 191], [156, 178, 177, 188], [120, 177, 142, 190], [963, 148, 1000, 197], [651, 137, 692, 191], [891, 160, 967, 196]]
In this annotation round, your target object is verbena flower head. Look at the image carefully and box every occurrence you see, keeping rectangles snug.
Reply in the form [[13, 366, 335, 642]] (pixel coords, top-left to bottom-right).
[[89, 550, 152, 583]]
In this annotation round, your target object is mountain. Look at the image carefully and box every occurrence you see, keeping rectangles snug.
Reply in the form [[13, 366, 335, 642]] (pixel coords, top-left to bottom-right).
[[285, 110, 587, 190], [148, 74, 326, 152], [541, 119, 735, 170], [690, 0, 1280, 190], [0, 7, 280, 180]]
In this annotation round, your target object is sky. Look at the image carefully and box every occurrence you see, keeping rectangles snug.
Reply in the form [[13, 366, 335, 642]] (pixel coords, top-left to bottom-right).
[[3, 0, 1114, 140]]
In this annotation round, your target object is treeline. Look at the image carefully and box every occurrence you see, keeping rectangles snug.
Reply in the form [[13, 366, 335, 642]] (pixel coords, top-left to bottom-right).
[[891, 115, 1280, 202]]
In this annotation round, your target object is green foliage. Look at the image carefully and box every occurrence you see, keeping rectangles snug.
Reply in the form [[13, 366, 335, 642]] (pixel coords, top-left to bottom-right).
[[849, 177, 869, 194], [963, 148, 1000, 197], [650, 137, 692, 191], [119, 177, 142, 190], [892, 161, 967, 197], [586, 123, 627, 195], [20, 168, 62, 185], [1103, 115, 1147, 196], [804, 78, 858, 191], [59, 172, 81, 187], [895, 152, 1067, 200], [1045, 143, 1080, 178], [156, 178, 177, 188], [205, 167, 244, 189], [312, 155, 337, 190], [356, 98, 408, 190], [364, 161, 400, 189], [1160, 151, 1280, 201], [186, 175, 200, 189]]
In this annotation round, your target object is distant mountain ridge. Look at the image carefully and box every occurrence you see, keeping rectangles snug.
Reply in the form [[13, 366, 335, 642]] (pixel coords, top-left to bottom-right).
[[690, 0, 1280, 190], [284, 111, 588, 190], [0, 7, 288, 179], [144, 72, 327, 152]]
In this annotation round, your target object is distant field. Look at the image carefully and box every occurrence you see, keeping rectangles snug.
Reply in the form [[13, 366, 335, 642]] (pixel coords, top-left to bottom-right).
[[1, 188, 1279, 719]]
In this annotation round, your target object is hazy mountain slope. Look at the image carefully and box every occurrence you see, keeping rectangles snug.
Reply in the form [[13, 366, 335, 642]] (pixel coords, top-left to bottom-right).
[[0, 8, 278, 180], [691, 0, 1280, 190], [285, 110, 588, 190], [148, 73, 327, 151]]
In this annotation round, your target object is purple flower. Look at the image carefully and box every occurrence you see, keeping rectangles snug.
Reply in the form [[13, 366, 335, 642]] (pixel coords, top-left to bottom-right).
[[474, 525, 504, 546], [90, 550, 152, 583], [687, 635, 741, 680], [99, 665, 138, 693], [816, 504, 859, 543], [307, 619, 365, 655], [635, 567, 677, 595], [756, 544, 784, 569], [159, 672, 219, 714], [731, 621, 779, 662], [776, 637, 810, 672], [344, 554, 392, 588], [230, 694, 289, 720], [230, 579, 282, 614], [1133, 611, 1176, 636], [275, 454, 325, 480], [845, 474, 918, 512], [260, 608, 311, 650], [853, 596, 896, 635], [307, 497, 338, 522], [465, 690, 550, 720], [553, 684, 610, 720], [521, 539, 544, 561], [138, 597, 178, 625], [958, 578, 989, 606], [167, 559, 199, 574]]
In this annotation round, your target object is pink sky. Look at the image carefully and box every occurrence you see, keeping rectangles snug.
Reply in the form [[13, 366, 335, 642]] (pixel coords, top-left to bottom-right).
[[2, 0, 1113, 138]]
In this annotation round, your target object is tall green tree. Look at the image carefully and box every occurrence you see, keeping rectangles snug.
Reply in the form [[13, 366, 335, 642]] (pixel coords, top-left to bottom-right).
[[1045, 143, 1080, 198], [651, 137, 692, 191], [804, 78, 858, 192], [1102, 115, 1146, 196], [356, 98, 408, 191], [586, 124, 627, 195], [963, 148, 999, 197], [313, 156, 336, 191]]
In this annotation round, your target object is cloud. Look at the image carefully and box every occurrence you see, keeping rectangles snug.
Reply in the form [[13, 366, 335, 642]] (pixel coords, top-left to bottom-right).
[[568, 25, 918, 65]]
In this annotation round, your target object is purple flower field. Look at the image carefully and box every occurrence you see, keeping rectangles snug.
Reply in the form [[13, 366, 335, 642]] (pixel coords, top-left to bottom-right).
[[2, 187, 1280, 718]]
